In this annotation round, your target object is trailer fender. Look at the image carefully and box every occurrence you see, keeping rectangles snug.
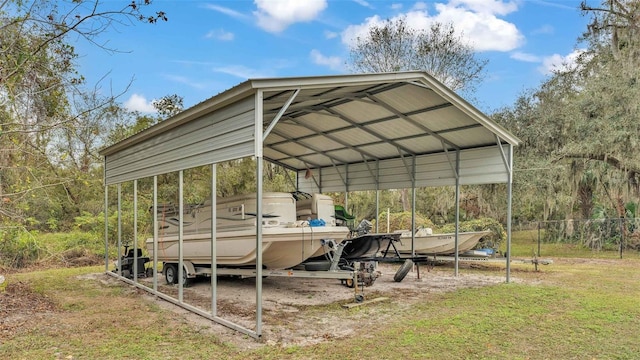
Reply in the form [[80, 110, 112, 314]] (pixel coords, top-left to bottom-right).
[[182, 261, 197, 278]]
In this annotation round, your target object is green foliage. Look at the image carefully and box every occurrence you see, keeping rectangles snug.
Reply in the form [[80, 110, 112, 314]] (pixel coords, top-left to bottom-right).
[[0, 0, 168, 235], [373, 211, 435, 233], [0, 228, 108, 269], [490, 1, 640, 222], [37, 231, 107, 259], [625, 201, 638, 218], [152, 94, 184, 118], [539, 218, 640, 251], [73, 211, 102, 234], [0, 227, 42, 268]]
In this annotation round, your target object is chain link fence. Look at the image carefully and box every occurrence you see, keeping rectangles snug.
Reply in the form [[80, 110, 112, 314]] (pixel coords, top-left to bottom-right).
[[515, 218, 640, 257]]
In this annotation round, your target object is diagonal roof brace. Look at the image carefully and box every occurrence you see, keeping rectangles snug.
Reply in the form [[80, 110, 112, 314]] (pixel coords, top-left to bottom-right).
[[495, 134, 511, 174], [329, 158, 348, 188], [442, 139, 459, 179], [263, 88, 300, 141], [398, 150, 416, 183], [361, 154, 379, 185]]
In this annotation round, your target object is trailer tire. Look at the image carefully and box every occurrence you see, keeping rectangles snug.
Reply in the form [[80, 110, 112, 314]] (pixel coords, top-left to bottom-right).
[[394, 259, 413, 282], [164, 264, 178, 284], [304, 260, 332, 271], [343, 278, 355, 288]]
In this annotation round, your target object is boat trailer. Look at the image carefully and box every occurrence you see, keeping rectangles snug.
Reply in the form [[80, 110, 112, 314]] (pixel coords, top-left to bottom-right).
[[376, 253, 554, 282], [156, 239, 380, 303]]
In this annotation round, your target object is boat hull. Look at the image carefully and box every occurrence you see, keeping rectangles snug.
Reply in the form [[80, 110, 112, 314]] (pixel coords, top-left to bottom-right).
[[392, 231, 492, 255], [147, 226, 350, 269]]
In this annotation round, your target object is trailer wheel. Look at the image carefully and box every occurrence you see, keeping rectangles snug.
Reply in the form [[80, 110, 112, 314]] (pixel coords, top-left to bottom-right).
[[121, 269, 131, 279], [164, 264, 178, 284], [343, 278, 355, 288], [394, 259, 413, 282], [304, 260, 331, 271]]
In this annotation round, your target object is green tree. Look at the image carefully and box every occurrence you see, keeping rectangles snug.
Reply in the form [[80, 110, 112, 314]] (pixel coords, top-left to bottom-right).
[[347, 17, 488, 94], [0, 0, 167, 227], [493, 0, 640, 221], [152, 94, 183, 119]]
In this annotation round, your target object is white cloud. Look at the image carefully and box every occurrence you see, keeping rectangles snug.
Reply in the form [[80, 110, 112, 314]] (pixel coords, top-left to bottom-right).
[[342, 15, 386, 47], [532, 24, 554, 35], [533, 0, 577, 10], [538, 49, 585, 74], [163, 74, 208, 90], [510, 51, 540, 62], [341, 3, 524, 52], [213, 65, 272, 79], [124, 94, 156, 113], [203, 4, 248, 19], [390, 3, 403, 11], [412, 2, 428, 11], [353, 0, 374, 9], [432, 3, 524, 51], [310, 49, 343, 70], [510, 49, 586, 75], [324, 30, 338, 39], [205, 29, 235, 41], [254, 0, 327, 33], [447, 0, 518, 16]]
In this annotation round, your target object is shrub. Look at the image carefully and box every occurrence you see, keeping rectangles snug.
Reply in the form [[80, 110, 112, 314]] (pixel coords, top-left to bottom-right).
[[0, 227, 42, 268], [372, 211, 435, 233]]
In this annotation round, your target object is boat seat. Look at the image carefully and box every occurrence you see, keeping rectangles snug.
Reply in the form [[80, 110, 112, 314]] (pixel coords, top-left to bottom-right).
[[296, 208, 313, 220], [126, 248, 144, 258], [296, 195, 319, 220], [295, 193, 336, 225]]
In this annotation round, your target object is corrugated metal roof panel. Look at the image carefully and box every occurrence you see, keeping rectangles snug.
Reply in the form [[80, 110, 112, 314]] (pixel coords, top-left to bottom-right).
[[102, 71, 520, 189]]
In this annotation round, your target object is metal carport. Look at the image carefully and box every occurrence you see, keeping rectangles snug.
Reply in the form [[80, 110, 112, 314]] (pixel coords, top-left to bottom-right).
[[100, 71, 521, 339]]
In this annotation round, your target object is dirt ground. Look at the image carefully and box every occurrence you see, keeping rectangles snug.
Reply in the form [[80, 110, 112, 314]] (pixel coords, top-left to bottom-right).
[[136, 261, 514, 348], [0, 261, 519, 349]]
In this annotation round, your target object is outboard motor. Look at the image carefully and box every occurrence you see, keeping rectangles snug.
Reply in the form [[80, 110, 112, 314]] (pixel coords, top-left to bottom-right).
[[355, 219, 372, 236]]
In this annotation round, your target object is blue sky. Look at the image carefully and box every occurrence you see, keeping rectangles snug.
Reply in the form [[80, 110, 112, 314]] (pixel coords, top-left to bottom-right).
[[74, 0, 591, 115]]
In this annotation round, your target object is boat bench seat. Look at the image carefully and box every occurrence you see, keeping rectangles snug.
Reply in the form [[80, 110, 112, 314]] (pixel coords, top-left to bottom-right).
[[296, 193, 331, 222], [296, 208, 314, 219], [296, 196, 317, 220]]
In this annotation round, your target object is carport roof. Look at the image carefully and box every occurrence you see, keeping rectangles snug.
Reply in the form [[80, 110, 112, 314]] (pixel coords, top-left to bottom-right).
[[101, 71, 520, 172]]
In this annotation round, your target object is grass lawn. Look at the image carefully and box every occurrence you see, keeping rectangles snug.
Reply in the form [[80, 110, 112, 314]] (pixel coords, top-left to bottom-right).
[[2, 231, 640, 359]]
